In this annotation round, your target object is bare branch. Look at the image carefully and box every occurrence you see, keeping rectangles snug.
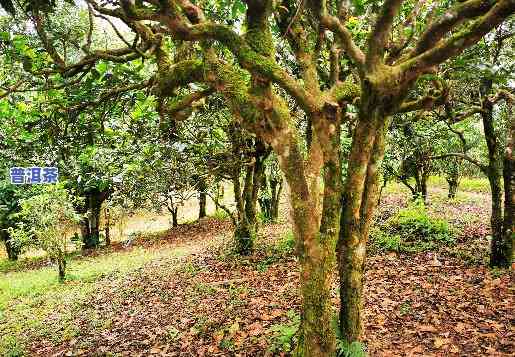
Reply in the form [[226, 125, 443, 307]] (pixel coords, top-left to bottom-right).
[[430, 153, 487, 173], [0, 79, 25, 99], [66, 79, 153, 112]]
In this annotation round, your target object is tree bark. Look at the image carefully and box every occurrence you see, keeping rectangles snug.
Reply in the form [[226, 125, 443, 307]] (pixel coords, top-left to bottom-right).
[[502, 108, 514, 268], [291, 103, 343, 356], [1, 230, 19, 261], [82, 189, 109, 249], [172, 206, 179, 227], [233, 141, 266, 255], [270, 177, 282, 222], [104, 206, 111, 246], [447, 176, 459, 199], [57, 258, 66, 282], [198, 178, 207, 220], [480, 89, 511, 267], [338, 103, 388, 342]]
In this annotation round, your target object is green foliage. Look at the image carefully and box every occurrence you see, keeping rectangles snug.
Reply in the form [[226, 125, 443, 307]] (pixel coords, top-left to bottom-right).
[[256, 229, 296, 272], [267, 309, 300, 353], [275, 230, 295, 255], [333, 314, 366, 356], [336, 340, 366, 357], [371, 200, 454, 253], [392, 201, 452, 242], [212, 209, 230, 221], [7, 185, 81, 280], [0, 335, 24, 357]]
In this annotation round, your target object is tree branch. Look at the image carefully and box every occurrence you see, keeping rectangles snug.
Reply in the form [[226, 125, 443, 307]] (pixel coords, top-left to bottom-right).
[[366, 0, 405, 69], [319, 14, 365, 68], [410, 0, 496, 57], [430, 153, 487, 173], [401, 0, 515, 77], [67, 79, 153, 112]]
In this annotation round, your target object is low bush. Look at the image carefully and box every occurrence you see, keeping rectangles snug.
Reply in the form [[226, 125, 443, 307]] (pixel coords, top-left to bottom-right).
[[267, 309, 299, 354], [371, 200, 454, 253]]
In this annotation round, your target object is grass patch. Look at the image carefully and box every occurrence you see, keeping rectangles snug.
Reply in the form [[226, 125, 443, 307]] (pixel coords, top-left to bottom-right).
[[428, 176, 490, 193]]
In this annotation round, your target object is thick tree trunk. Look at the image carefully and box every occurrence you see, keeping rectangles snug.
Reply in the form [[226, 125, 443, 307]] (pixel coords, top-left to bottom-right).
[[414, 167, 428, 202], [295, 229, 337, 356], [234, 147, 265, 254], [338, 105, 388, 342], [488, 172, 506, 266], [292, 106, 343, 356], [80, 216, 93, 249], [480, 93, 511, 267], [57, 258, 66, 282], [421, 171, 428, 203], [446, 158, 461, 199], [291, 173, 337, 357], [82, 190, 108, 249], [214, 182, 224, 210]]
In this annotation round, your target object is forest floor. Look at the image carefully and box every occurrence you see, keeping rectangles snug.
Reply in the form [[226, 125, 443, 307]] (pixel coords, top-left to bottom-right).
[[0, 179, 513, 356]]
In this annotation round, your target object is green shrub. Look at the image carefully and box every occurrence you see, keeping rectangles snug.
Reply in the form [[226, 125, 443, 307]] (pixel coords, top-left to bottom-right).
[[336, 340, 366, 357], [371, 200, 454, 253], [428, 176, 490, 193], [211, 209, 230, 221], [257, 210, 272, 224], [0, 335, 24, 357]]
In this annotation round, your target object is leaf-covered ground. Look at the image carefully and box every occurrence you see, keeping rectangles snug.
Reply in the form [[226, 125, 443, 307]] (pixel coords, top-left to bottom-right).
[[1, 184, 514, 356]]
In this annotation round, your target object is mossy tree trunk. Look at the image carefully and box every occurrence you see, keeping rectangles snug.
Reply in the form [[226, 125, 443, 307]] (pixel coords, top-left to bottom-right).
[[104, 206, 111, 246], [481, 81, 512, 268], [339, 96, 389, 341], [414, 165, 429, 203], [446, 173, 459, 199], [258, 172, 283, 223], [231, 136, 268, 255], [270, 176, 283, 222], [57, 257, 66, 282], [289, 107, 342, 356]]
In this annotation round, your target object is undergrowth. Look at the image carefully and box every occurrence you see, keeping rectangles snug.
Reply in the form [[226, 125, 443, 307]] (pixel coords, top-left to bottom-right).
[[370, 200, 455, 253]]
